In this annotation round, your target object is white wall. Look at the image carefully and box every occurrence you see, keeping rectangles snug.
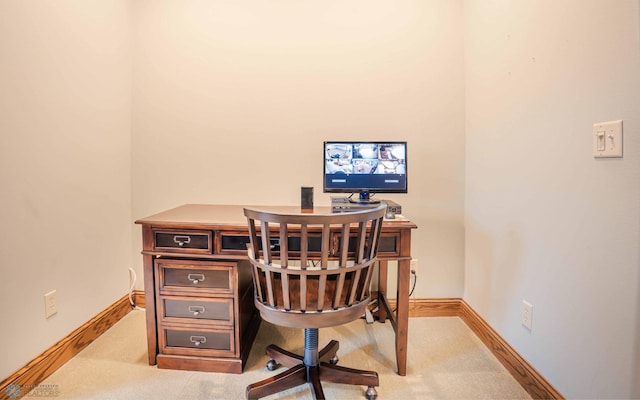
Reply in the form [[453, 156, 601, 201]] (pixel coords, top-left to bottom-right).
[[131, 0, 466, 298], [5, 2, 636, 399], [0, 1, 132, 379], [464, 1, 640, 398]]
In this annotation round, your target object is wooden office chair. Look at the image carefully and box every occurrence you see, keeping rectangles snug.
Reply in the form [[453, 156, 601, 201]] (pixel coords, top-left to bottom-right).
[[243, 205, 386, 400]]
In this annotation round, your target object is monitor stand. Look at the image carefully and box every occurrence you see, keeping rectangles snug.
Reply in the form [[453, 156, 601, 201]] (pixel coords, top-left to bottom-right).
[[349, 191, 380, 204]]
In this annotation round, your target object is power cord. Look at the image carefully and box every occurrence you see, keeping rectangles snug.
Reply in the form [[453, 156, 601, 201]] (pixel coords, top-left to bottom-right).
[[409, 268, 417, 297], [128, 267, 145, 311], [364, 269, 417, 322], [391, 269, 417, 314]]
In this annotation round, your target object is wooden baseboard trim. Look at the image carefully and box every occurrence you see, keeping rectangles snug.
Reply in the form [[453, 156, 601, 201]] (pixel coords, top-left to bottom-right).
[[132, 289, 146, 309], [390, 297, 562, 398], [458, 299, 564, 400], [407, 298, 563, 400], [0, 292, 136, 400], [1, 294, 562, 400], [407, 297, 462, 317], [408, 298, 564, 400], [384, 297, 462, 317]]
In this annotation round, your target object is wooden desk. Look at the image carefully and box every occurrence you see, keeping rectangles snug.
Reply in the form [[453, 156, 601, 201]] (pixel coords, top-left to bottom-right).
[[136, 204, 417, 375]]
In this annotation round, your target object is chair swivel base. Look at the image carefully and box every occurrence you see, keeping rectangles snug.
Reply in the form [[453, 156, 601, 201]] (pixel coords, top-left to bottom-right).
[[246, 340, 379, 400]]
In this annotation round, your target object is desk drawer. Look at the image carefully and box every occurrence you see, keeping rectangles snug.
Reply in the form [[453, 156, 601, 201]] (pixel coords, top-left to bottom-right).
[[332, 233, 399, 257], [219, 232, 323, 256], [160, 326, 235, 358], [160, 296, 234, 326], [157, 260, 234, 295], [153, 229, 212, 254]]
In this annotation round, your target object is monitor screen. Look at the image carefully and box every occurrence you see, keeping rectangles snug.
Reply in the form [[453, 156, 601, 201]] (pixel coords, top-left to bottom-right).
[[323, 141, 407, 202]]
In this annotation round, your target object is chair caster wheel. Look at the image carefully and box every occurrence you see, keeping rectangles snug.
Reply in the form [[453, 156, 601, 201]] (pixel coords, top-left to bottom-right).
[[329, 355, 339, 365], [266, 359, 278, 371], [365, 386, 378, 400]]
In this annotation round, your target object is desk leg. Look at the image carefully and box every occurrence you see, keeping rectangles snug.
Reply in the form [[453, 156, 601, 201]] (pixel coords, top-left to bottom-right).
[[377, 260, 388, 323], [142, 253, 158, 365], [396, 259, 410, 376]]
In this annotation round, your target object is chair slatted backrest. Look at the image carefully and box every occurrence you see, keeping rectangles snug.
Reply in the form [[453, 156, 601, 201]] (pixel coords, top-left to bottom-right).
[[244, 205, 386, 328]]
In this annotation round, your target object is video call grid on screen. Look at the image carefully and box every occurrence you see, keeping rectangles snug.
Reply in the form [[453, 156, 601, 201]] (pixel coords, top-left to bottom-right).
[[323, 142, 407, 192]]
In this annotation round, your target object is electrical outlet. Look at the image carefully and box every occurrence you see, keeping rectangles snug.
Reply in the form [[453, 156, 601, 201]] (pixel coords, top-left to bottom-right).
[[521, 300, 533, 330], [410, 258, 418, 274], [45, 290, 58, 319]]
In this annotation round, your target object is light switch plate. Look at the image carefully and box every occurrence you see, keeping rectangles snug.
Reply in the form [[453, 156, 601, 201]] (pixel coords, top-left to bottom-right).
[[593, 120, 623, 158]]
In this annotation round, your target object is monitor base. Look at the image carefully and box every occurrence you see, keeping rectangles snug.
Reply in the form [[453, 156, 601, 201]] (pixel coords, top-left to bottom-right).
[[348, 198, 381, 205]]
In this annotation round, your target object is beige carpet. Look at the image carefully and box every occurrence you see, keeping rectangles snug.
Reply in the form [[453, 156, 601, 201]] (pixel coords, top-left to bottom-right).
[[32, 310, 531, 399]]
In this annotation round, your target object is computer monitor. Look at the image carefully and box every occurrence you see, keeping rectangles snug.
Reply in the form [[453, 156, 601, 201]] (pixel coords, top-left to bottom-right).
[[323, 141, 407, 203]]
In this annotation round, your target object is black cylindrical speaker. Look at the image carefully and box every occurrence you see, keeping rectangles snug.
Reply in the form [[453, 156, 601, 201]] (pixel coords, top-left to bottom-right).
[[301, 186, 314, 212]]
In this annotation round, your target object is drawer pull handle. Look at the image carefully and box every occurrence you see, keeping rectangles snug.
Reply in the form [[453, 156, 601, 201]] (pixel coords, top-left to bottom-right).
[[190, 335, 207, 346], [187, 273, 205, 284], [173, 235, 192, 247], [188, 305, 206, 316]]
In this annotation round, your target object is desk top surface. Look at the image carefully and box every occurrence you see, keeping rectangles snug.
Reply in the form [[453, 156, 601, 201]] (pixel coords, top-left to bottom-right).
[[136, 204, 417, 229]]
